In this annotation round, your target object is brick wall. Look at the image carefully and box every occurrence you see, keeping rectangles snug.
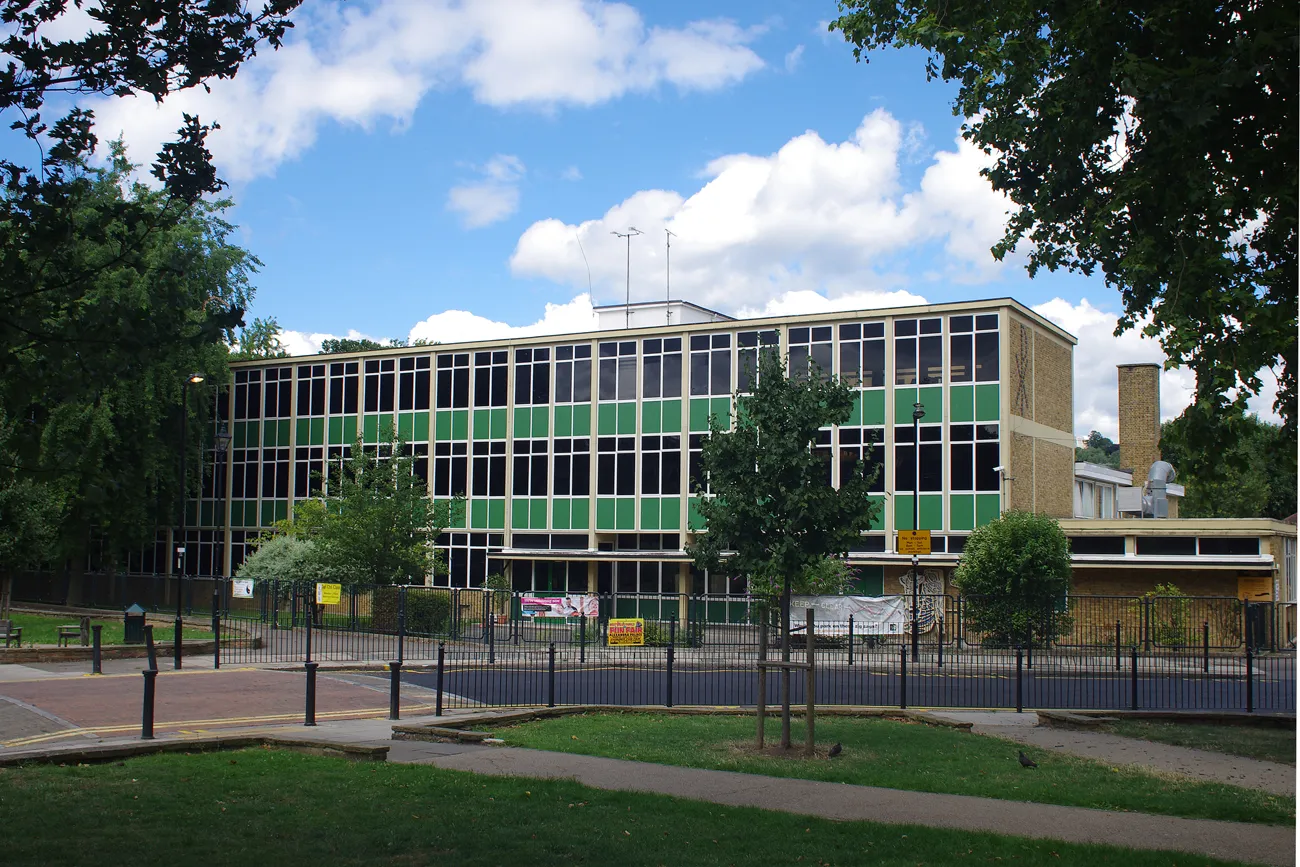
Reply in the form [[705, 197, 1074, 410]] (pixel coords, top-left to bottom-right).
[[1032, 332, 1073, 432], [1010, 432, 1035, 511], [1118, 363, 1161, 482], [1034, 441, 1074, 518], [1008, 316, 1033, 418]]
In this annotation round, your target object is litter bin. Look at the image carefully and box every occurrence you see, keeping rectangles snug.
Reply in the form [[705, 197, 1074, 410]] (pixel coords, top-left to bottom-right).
[[124, 604, 146, 644]]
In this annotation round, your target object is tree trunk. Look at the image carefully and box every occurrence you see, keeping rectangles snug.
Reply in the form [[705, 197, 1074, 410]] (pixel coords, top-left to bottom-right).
[[780, 576, 791, 749], [0, 571, 11, 619]]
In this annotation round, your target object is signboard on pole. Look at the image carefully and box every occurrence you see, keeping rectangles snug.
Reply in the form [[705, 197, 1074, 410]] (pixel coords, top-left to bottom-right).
[[607, 618, 645, 646], [897, 529, 932, 555], [232, 579, 254, 599], [315, 583, 342, 606]]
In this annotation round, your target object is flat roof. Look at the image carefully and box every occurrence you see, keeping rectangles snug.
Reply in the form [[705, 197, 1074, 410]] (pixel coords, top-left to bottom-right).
[[231, 296, 1077, 367]]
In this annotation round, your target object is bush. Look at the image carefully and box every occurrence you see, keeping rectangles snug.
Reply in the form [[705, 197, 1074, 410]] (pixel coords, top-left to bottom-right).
[[1140, 583, 1192, 647], [371, 587, 451, 635], [953, 511, 1072, 646]]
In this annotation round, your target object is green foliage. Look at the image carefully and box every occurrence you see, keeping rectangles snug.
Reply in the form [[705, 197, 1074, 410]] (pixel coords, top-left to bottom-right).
[[749, 556, 857, 600], [371, 588, 451, 636], [1075, 431, 1120, 469], [831, 1, 1296, 456], [953, 511, 1073, 645], [1160, 411, 1296, 519], [689, 349, 880, 604], [234, 535, 347, 585], [231, 317, 289, 360], [1139, 583, 1191, 647], [318, 337, 436, 355]]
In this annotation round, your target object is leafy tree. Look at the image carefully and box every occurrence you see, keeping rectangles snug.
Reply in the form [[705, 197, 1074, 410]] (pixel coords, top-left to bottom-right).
[[831, 2, 1296, 474], [320, 337, 397, 354], [311, 433, 461, 586], [1075, 431, 1120, 469], [234, 534, 345, 585], [231, 316, 288, 360], [0, 420, 63, 616], [1, 145, 259, 571], [690, 349, 879, 749], [952, 511, 1072, 647], [1160, 411, 1296, 520]]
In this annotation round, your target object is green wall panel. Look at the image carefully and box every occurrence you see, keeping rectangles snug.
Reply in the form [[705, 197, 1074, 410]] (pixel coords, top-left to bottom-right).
[[511, 498, 529, 529], [949, 494, 975, 531], [597, 403, 616, 436], [439, 499, 466, 529], [553, 405, 571, 437], [514, 407, 531, 438], [530, 498, 547, 529], [851, 565, 884, 596], [596, 498, 615, 530], [488, 498, 505, 529], [688, 497, 706, 531], [640, 496, 660, 530], [414, 412, 429, 442], [710, 397, 730, 429], [570, 497, 589, 530], [616, 497, 635, 530], [661, 398, 681, 433], [975, 384, 1000, 421], [642, 400, 661, 434], [470, 499, 487, 529], [949, 386, 974, 423], [689, 398, 710, 432], [552, 498, 571, 530], [532, 406, 548, 438], [868, 495, 886, 531], [617, 402, 635, 434], [472, 410, 489, 439], [861, 390, 885, 425], [895, 387, 942, 425], [363, 414, 381, 443], [435, 411, 451, 440], [976, 493, 1001, 526], [573, 404, 590, 436], [847, 394, 861, 425], [397, 412, 414, 441], [327, 417, 342, 445], [894, 494, 942, 531], [661, 496, 681, 530], [451, 410, 468, 440], [895, 495, 914, 531]]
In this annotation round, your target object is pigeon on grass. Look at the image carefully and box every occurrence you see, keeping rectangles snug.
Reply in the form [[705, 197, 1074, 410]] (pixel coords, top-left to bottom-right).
[[828, 743, 842, 758], [1018, 751, 1038, 769]]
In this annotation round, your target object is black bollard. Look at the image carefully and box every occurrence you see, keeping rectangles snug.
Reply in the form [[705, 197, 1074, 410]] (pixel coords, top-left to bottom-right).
[[305, 661, 319, 726], [213, 611, 221, 670], [547, 642, 556, 708], [899, 646, 908, 710], [389, 661, 402, 720], [1015, 646, 1024, 713], [141, 669, 157, 740], [91, 625, 103, 675], [665, 619, 676, 709], [435, 642, 445, 717], [144, 624, 158, 672]]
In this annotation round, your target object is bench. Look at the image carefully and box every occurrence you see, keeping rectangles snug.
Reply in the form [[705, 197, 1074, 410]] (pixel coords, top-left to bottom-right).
[[57, 617, 91, 647], [0, 619, 21, 648]]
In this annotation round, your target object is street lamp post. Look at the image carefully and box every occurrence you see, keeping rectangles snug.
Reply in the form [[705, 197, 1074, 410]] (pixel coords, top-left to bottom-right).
[[911, 400, 925, 663], [175, 372, 205, 670], [210, 421, 233, 625]]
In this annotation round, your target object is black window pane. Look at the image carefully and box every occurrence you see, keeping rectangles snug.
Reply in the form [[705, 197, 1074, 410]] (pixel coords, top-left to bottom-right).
[[919, 443, 943, 491], [862, 340, 885, 388], [950, 443, 974, 491], [839, 342, 860, 386], [574, 360, 591, 402], [711, 350, 730, 395], [513, 456, 529, 495], [894, 444, 916, 491], [643, 355, 661, 399], [531, 455, 547, 495], [950, 334, 973, 383], [599, 359, 617, 400], [662, 451, 680, 494], [976, 313, 999, 330], [690, 354, 709, 395], [572, 454, 589, 495], [618, 356, 636, 399], [894, 337, 916, 385], [533, 364, 549, 405], [975, 442, 1000, 491], [514, 367, 531, 405], [663, 353, 681, 398], [919, 335, 943, 385], [642, 453, 660, 494], [598, 454, 615, 495], [556, 364, 573, 402], [975, 331, 999, 381], [950, 315, 973, 333], [895, 319, 916, 336], [616, 453, 635, 495]]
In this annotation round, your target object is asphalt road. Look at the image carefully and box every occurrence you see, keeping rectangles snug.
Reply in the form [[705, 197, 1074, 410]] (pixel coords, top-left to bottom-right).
[[401, 660, 1296, 713]]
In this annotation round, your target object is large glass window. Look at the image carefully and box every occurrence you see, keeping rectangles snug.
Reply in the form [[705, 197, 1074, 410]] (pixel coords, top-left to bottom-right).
[[263, 367, 292, 418], [690, 333, 731, 396], [640, 434, 682, 495], [788, 325, 832, 381], [433, 442, 467, 497], [641, 338, 682, 399], [838, 322, 885, 388], [512, 438, 549, 496], [737, 329, 779, 392], [514, 348, 551, 406], [597, 436, 636, 496], [435, 353, 470, 409], [552, 437, 590, 496], [234, 369, 261, 420], [894, 424, 943, 492], [950, 423, 999, 492], [949, 314, 1000, 382], [328, 362, 359, 415], [473, 351, 508, 408], [838, 428, 884, 493], [471, 440, 506, 497], [554, 344, 592, 403], [894, 318, 943, 386], [293, 446, 324, 498], [398, 356, 431, 411], [598, 341, 637, 401], [363, 359, 395, 413]]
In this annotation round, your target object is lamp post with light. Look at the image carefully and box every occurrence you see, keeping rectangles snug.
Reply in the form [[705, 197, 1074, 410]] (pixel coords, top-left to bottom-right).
[[911, 400, 925, 663], [174, 372, 205, 669]]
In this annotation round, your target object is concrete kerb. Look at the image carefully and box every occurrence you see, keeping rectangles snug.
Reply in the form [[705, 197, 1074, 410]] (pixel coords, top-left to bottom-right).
[[0, 733, 388, 767]]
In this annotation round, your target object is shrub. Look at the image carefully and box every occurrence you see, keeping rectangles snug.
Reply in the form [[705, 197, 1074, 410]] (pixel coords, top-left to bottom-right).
[[371, 587, 451, 635], [1140, 583, 1192, 647]]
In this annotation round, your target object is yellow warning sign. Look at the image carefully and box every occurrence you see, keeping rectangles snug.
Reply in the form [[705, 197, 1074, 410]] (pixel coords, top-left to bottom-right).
[[897, 530, 932, 556], [315, 583, 342, 605], [607, 618, 645, 646], [1237, 576, 1272, 602]]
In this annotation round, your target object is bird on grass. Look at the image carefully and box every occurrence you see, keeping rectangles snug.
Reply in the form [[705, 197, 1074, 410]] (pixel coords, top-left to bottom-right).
[[828, 743, 842, 758], [1018, 751, 1038, 769]]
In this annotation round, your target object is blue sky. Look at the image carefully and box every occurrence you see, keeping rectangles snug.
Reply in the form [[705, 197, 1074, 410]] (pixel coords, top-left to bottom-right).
[[40, 0, 1280, 437]]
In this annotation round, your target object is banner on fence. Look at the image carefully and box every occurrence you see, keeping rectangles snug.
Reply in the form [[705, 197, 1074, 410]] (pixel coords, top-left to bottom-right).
[[231, 579, 254, 599], [315, 583, 342, 606], [791, 595, 911, 635], [607, 618, 645, 646], [520, 595, 599, 619]]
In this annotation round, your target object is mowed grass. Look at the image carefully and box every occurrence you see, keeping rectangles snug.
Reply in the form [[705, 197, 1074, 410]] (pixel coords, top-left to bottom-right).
[[0, 749, 1256, 867], [7, 613, 211, 646], [1105, 719, 1296, 766], [494, 712, 1294, 826]]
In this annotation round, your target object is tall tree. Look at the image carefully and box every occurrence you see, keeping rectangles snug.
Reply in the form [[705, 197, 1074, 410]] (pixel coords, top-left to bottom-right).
[[1075, 431, 1120, 468], [690, 349, 879, 749], [1160, 411, 1296, 520], [831, 2, 1296, 478], [231, 316, 289, 360]]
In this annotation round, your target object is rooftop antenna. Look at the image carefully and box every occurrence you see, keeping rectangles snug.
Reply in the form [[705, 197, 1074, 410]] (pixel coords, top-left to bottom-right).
[[611, 227, 642, 329], [665, 228, 676, 326]]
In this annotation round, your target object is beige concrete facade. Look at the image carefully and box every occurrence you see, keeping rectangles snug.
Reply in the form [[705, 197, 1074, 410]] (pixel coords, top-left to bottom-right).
[[1004, 312, 1076, 517]]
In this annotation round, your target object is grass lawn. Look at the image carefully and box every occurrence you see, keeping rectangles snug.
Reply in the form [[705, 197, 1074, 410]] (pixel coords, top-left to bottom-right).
[[6, 613, 211, 647], [0, 749, 1256, 867], [1105, 719, 1296, 766], [493, 712, 1294, 826]]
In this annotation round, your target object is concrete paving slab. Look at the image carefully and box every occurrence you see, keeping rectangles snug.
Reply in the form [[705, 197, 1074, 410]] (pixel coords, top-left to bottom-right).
[[927, 711, 1040, 727]]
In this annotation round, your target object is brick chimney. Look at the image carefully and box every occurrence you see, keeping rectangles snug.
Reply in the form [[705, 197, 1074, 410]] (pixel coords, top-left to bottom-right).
[[1117, 363, 1161, 484]]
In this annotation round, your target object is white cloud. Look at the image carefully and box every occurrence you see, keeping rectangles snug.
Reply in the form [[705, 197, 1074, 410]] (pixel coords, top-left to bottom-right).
[[88, 0, 764, 182], [408, 294, 598, 344], [511, 109, 1014, 314], [1032, 297, 1282, 440], [736, 288, 928, 319], [447, 154, 526, 228], [783, 44, 804, 73], [561, 165, 583, 181], [278, 328, 392, 357]]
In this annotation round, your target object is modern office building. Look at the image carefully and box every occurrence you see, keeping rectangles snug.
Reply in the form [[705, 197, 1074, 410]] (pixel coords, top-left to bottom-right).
[[189, 298, 1076, 606]]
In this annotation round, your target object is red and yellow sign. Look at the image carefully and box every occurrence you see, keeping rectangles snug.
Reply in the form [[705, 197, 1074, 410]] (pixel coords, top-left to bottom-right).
[[607, 618, 645, 646]]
